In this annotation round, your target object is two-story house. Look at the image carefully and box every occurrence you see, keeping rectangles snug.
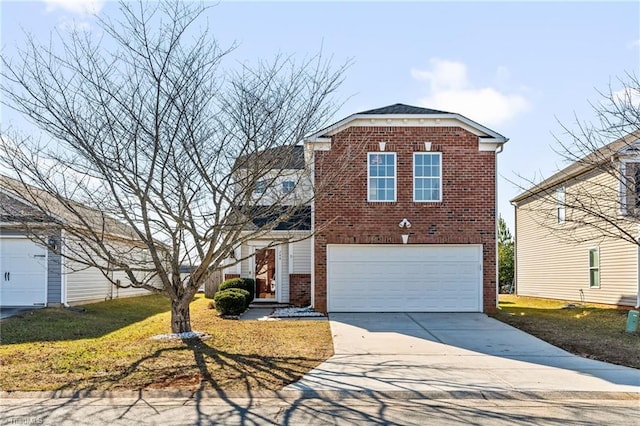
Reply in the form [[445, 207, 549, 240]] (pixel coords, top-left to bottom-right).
[[226, 103, 508, 313], [512, 132, 640, 308]]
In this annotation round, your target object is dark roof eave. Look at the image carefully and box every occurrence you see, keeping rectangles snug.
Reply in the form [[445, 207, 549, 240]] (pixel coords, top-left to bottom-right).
[[511, 131, 640, 205], [305, 103, 507, 143]]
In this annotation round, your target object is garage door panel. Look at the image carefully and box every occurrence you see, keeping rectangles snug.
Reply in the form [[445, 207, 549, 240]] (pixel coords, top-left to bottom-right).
[[1, 238, 47, 306], [327, 245, 482, 312]]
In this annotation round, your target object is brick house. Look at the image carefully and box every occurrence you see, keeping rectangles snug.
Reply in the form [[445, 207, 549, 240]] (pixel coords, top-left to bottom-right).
[[225, 104, 508, 312]]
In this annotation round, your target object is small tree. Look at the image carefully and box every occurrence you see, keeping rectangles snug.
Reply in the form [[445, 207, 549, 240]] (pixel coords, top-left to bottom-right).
[[0, 0, 349, 333], [497, 215, 514, 293]]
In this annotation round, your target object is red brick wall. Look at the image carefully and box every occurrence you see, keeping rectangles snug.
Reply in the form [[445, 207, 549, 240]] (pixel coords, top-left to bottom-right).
[[313, 126, 497, 313], [289, 274, 312, 306]]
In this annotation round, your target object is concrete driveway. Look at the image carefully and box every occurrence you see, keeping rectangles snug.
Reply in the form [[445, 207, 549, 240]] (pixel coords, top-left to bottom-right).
[[286, 313, 640, 393]]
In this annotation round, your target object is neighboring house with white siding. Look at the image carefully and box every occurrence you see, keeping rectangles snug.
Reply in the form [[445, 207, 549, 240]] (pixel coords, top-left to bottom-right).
[[224, 146, 313, 305], [511, 132, 640, 308], [0, 176, 156, 308]]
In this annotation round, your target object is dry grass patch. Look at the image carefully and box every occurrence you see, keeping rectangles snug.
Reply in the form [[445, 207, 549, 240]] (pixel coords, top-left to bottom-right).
[[0, 294, 333, 392], [493, 295, 639, 369]]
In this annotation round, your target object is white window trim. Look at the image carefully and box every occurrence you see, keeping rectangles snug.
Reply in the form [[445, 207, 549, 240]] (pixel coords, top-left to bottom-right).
[[618, 159, 640, 216], [413, 152, 443, 203], [557, 186, 565, 224], [588, 247, 600, 289], [367, 152, 397, 202]]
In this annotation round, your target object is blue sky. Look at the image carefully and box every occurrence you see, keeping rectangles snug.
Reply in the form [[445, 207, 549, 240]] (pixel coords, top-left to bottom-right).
[[1, 0, 639, 230]]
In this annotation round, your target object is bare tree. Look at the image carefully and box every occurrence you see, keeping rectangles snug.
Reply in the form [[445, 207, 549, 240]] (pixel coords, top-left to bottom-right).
[[0, 0, 348, 333], [513, 73, 640, 247]]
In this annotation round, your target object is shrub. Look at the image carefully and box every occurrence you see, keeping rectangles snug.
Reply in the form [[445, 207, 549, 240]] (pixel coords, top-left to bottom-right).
[[219, 277, 243, 291], [214, 290, 247, 316], [219, 277, 255, 302], [224, 288, 251, 306], [241, 278, 256, 301]]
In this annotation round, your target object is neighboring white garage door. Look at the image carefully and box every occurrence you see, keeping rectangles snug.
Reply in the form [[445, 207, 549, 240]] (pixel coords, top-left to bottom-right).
[[0, 238, 47, 306], [327, 244, 482, 312]]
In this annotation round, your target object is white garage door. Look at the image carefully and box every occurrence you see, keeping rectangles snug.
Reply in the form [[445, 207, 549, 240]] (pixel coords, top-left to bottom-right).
[[0, 238, 47, 306], [327, 244, 482, 312]]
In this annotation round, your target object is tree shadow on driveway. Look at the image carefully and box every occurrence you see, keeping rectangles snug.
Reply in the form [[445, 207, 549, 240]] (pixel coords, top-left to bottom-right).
[[286, 312, 640, 393]]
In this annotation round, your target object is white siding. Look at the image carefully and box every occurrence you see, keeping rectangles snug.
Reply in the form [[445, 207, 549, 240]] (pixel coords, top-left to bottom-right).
[[65, 260, 110, 303], [291, 239, 312, 274], [516, 171, 638, 306], [280, 244, 289, 303], [235, 168, 313, 206], [111, 270, 153, 298], [64, 239, 154, 304], [240, 244, 251, 277]]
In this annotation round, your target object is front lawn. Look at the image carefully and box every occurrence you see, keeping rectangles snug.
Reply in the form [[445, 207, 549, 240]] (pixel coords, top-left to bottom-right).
[[493, 295, 639, 369], [0, 294, 333, 392]]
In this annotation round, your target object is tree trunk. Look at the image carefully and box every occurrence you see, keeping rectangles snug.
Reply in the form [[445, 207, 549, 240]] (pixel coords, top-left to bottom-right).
[[171, 301, 192, 333]]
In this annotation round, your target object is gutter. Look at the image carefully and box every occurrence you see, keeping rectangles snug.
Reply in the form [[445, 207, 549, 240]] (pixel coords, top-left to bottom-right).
[[512, 200, 518, 297], [637, 245, 640, 309], [494, 141, 505, 311]]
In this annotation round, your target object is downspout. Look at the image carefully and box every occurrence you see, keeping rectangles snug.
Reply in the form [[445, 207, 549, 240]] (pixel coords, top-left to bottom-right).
[[637, 225, 640, 308], [60, 230, 69, 307], [310, 148, 316, 309], [636, 244, 639, 309], [495, 143, 504, 311], [512, 200, 518, 297]]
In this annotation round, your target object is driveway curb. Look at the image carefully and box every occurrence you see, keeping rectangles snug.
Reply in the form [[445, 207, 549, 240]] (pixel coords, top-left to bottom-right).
[[1, 389, 638, 401]]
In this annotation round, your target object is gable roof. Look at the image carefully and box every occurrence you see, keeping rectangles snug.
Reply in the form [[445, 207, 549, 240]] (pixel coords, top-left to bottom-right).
[[0, 175, 138, 240], [234, 145, 305, 170], [358, 103, 449, 115], [304, 103, 508, 144], [0, 191, 52, 223], [511, 131, 640, 204]]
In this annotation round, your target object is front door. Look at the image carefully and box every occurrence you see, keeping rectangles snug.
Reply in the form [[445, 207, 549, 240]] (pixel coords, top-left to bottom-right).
[[255, 248, 276, 300]]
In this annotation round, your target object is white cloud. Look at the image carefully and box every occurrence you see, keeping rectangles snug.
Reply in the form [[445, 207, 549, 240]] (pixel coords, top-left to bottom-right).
[[43, 0, 105, 15], [411, 58, 531, 127], [58, 17, 92, 32], [612, 86, 640, 108]]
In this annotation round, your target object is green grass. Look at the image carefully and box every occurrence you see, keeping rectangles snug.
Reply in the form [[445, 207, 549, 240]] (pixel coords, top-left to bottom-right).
[[1, 295, 171, 343], [493, 295, 640, 369], [0, 294, 333, 392]]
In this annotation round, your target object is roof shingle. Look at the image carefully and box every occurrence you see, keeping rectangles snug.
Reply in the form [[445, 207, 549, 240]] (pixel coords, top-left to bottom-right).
[[358, 103, 449, 115]]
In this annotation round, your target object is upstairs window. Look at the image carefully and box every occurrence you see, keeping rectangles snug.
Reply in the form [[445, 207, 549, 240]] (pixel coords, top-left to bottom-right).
[[589, 248, 600, 288], [557, 187, 565, 224], [368, 153, 396, 202], [254, 181, 267, 194], [414, 153, 442, 202], [282, 180, 295, 194]]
